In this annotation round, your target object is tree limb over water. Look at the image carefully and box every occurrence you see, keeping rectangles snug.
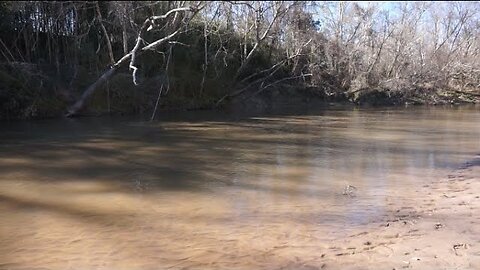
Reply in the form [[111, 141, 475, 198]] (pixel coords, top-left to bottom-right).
[[0, 2, 479, 120], [66, 5, 204, 117]]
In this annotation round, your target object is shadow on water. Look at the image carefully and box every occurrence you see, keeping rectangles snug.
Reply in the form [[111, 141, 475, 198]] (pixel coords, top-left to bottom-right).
[[0, 105, 479, 268], [0, 107, 478, 202], [1, 105, 479, 192]]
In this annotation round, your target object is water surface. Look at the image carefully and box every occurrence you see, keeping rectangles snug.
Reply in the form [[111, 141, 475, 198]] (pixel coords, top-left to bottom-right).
[[1, 106, 479, 269]]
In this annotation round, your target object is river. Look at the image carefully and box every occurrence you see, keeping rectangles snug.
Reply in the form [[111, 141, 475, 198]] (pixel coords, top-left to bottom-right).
[[0, 106, 479, 269]]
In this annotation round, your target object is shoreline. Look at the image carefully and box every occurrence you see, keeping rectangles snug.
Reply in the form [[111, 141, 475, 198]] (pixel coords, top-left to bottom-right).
[[1, 102, 478, 123], [317, 155, 480, 269]]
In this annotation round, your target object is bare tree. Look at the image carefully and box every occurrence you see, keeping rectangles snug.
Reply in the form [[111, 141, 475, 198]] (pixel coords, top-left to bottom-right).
[[66, 3, 204, 117]]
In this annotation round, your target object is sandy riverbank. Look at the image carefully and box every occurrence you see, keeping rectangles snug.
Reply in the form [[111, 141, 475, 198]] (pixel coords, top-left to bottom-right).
[[315, 155, 480, 270]]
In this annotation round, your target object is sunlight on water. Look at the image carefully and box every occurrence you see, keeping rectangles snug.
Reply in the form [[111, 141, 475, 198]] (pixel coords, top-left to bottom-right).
[[0, 106, 479, 269]]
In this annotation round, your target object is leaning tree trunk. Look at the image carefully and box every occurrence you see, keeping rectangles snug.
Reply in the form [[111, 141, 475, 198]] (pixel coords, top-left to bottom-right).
[[65, 66, 120, 117], [65, 6, 200, 117]]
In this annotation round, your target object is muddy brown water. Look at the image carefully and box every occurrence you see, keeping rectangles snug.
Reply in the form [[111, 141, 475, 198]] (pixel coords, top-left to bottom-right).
[[0, 106, 479, 269]]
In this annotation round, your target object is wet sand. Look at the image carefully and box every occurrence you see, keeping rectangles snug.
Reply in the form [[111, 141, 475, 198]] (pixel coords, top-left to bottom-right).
[[315, 155, 480, 270]]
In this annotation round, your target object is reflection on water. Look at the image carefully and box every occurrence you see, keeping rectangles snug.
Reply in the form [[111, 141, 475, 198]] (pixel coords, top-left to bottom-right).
[[0, 106, 479, 269]]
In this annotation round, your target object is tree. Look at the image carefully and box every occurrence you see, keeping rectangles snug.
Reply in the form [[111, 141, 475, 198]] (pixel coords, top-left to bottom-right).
[[66, 2, 205, 117]]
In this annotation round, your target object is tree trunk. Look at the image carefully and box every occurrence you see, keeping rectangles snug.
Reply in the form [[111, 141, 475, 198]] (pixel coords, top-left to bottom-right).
[[95, 2, 115, 64], [65, 66, 119, 117], [65, 6, 201, 117]]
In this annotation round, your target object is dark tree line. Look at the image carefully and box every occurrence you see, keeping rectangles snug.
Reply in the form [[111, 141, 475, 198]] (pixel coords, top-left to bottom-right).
[[0, 1, 479, 119]]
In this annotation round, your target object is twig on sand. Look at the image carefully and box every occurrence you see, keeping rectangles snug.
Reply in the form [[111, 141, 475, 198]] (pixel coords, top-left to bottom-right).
[[343, 184, 357, 197]]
